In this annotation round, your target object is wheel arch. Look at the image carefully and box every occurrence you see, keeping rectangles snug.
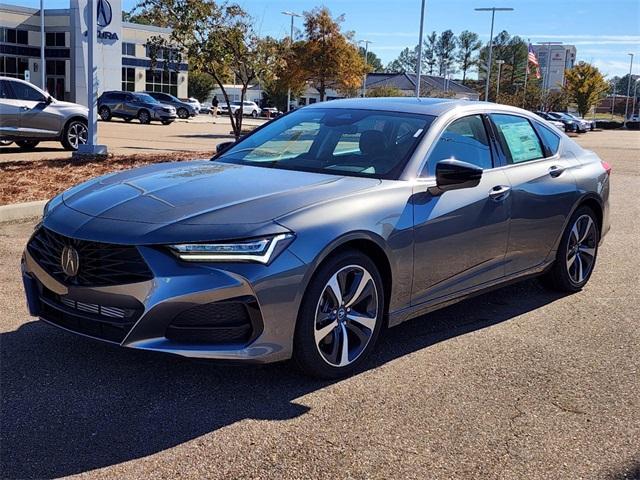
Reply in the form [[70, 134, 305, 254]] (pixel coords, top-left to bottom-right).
[[551, 193, 604, 253], [60, 115, 87, 139]]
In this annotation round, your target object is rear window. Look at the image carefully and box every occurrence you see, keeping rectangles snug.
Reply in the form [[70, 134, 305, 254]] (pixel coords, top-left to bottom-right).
[[491, 114, 544, 164], [537, 124, 561, 155]]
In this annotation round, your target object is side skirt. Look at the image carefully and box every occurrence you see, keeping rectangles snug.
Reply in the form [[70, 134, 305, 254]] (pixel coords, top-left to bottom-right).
[[387, 260, 554, 328]]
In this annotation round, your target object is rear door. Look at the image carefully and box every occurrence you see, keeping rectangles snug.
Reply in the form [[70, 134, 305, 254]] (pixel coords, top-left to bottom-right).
[[411, 114, 511, 304], [0, 79, 20, 137], [489, 113, 579, 275]]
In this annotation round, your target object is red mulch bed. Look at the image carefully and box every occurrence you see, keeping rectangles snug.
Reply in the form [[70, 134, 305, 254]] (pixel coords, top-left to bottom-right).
[[0, 151, 212, 205]]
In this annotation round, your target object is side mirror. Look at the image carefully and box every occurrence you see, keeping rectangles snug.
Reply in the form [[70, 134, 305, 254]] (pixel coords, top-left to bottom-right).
[[46, 95, 53, 104], [432, 159, 483, 193], [216, 141, 235, 154]]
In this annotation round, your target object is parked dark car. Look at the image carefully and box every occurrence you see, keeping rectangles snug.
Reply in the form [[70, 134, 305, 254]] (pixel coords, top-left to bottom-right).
[[548, 112, 588, 133], [97, 91, 177, 125], [22, 98, 610, 378], [534, 111, 577, 133], [144, 91, 197, 119], [0, 76, 88, 151]]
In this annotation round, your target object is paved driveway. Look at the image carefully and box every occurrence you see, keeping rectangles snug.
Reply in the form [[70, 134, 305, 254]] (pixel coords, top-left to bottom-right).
[[0, 131, 638, 479]]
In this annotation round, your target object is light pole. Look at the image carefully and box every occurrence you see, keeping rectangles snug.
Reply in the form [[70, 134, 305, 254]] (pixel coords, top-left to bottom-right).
[[359, 39, 372, 97], [40, 0, 45, 89], [624, 53, 634, 126], [495, 59, 505, 102], [611, 81, 617, 120], [415, 0, 426, 98], [281, 11, 301, 111], [475, 7, 513, 102], [632, 78, 639, 119]]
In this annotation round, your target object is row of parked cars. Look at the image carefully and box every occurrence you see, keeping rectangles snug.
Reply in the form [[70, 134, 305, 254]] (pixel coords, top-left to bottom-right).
[[534, 111, 595, 133]]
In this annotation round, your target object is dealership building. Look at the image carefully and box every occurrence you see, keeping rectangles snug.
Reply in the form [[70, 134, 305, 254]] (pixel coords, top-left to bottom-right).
[[0, 0, 188, 105], [532, 44, 577, 91]]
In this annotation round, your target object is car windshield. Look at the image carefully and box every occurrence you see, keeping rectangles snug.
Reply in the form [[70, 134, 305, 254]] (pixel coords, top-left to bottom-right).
[[135, 93, 159, 104], [216, 107, 435, 179]]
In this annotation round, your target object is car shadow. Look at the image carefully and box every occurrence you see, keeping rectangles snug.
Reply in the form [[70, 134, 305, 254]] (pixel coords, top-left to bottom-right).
[[0, 146, 64, 154], [175, 133, 236, 140], [0, 278, 566, 479]]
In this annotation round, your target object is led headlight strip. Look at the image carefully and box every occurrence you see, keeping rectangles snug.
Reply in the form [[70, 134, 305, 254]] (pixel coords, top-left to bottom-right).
[[170, 234, 292, 264]]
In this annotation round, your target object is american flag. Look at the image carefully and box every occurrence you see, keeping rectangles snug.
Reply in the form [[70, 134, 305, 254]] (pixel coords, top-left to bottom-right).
[[527, 43, 541, 79]]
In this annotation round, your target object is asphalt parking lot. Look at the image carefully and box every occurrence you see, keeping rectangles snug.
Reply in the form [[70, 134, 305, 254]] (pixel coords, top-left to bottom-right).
[[0, 115, 267, 162], [0, 130, 638, 479]]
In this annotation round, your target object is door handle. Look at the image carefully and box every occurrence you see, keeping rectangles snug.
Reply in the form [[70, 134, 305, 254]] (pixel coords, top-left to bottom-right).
[[549, 165, 565, 177], [489, 185, 511, 202], [19, 105, 30, 111]]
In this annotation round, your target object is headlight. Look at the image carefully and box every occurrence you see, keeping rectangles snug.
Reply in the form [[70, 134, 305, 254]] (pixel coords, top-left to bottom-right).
[[169, 234, 294, 264]]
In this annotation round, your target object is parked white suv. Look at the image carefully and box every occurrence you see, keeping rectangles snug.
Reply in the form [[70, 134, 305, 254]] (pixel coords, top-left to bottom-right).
[[0, 76, 88, 151], [219, 100, 261, 118]]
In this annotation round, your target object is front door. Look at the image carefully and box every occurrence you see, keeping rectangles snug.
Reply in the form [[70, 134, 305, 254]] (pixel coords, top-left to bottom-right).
[[412, 114, 511, 305], [11, 79, 59, 138], [0, 79, 21, 137]]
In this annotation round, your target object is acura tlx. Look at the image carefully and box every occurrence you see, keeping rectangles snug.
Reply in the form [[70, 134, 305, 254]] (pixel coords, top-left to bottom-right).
[[22, 98, 610, 378]]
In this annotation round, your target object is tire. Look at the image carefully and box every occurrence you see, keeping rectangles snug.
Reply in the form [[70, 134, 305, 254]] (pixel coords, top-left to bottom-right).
[[251, 110, 258, 118], [137, 109, 151, 124], [99, 106, 111, 121], [15, 139, 40, 151], [61, 119, 88, 151], [124, 117, 132, 123], [542, 206, 600, 292], [177, 108, 189, 119], [161, 120, 173, 125], [293, 249, 385, 379]]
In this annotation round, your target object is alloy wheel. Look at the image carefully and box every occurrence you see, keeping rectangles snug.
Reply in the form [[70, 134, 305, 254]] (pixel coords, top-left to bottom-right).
[[314, 265, 379, 367], [566, 214, 597, 284], [67, 122, 87, 149]]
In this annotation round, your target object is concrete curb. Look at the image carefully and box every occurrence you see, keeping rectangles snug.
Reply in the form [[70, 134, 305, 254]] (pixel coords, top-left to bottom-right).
[[0, 200, 46, 223]]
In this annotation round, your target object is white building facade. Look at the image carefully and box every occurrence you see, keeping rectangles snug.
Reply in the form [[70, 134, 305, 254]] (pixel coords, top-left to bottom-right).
[[0, 1, 188, 105], [532, 44, 577, 91]]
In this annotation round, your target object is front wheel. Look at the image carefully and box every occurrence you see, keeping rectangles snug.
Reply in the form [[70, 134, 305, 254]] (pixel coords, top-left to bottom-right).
[[177, 108, 189, 119], [543, 206, 600, 292], [61, 119, 88, 150], [251, 110, 258, 118], [293, 250, 384, 379], [99, 106, 111, 121]]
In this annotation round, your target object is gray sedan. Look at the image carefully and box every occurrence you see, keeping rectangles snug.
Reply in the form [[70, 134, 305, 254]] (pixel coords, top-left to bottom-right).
[[21, 98, 610, 378]]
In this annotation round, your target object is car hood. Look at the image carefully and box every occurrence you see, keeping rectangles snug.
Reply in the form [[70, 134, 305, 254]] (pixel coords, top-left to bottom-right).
[[52, 160, 379, 243]]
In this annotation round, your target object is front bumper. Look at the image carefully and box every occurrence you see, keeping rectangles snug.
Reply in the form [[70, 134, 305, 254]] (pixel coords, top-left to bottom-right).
[[153, 109, 177, 121], [22, 237, 307, 363]]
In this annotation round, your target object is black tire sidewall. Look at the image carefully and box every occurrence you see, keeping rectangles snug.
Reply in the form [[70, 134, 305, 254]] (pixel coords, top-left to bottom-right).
[[293, 249, 385, 379]]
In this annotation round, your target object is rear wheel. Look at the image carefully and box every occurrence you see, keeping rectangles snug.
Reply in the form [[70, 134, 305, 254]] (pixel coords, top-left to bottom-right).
[[543, 206, 600, 292], [137, 109, 151, 124], [61, 119, 88, 151], [293, 250, 384, 379], [99, 106, 111, 121], [16, 139, 40, 151], [251, 110, 258, 118]]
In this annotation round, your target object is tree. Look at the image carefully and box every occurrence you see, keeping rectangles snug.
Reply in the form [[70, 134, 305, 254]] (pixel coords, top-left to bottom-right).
[[424, 31, 438, 75], [359, 47, 383, 72], [563, 62, 610, 117], [261, 39, 306, 111], [137, 0, 281, 139], [294, 7, 367, 101], [435, 30, 457, 76], [366, 85, 404, 97], [386, 47, 416, 73], [187, 71, 215, 101], [456, 30, 481, 84]]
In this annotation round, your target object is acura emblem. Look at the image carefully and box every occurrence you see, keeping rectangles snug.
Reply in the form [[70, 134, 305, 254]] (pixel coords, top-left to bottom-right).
[[96, 0, 113, 28], [61, 246, 80, 277]]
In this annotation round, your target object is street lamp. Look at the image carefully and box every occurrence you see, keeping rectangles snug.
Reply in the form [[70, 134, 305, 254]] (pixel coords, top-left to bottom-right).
[[40, 0, 45, 89], [624, 53, 634, 126], [281, 11, 302, 111], [359, 39, 373, 97], [495, 59, 505, 102], [415, 0, 427, 98], [475, 6, 513, 102]]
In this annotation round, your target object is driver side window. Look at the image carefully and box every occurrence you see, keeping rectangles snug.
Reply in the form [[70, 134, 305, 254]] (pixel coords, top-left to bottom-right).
[[426, 115, 493, 174], [7, 80, 45, 102]]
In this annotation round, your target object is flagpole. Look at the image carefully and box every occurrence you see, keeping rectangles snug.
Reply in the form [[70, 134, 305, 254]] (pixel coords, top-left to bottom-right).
[[522, 41, 529, 109]]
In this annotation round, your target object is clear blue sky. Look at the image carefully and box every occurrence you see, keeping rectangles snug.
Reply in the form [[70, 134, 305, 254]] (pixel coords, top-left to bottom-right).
[[20, 0, 640, 78]]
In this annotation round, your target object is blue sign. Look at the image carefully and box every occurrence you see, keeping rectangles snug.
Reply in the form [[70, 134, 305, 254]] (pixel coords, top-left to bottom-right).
[[96, 0, 113, 28]]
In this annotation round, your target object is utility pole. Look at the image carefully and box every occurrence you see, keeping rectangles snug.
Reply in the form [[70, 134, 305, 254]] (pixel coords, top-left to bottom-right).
[[495, 59, 505, 102], [359, 39, 372, 97], [624, 53, 634, 126], [475, 7, 514, 102], [281, 11, 301, 111], [415, 0, 426, 98], [40, 0, 45, 89]]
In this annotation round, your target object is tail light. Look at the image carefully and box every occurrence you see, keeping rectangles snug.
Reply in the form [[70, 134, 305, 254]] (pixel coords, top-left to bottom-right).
[[601, 160, 612, 175]]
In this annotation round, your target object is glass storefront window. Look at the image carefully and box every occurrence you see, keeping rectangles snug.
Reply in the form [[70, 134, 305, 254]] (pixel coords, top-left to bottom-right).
[[145, 68, 178, 96], [122, 67, 136, 92]]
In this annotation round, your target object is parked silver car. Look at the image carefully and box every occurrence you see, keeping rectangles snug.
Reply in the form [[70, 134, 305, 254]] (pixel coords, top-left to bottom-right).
[[0, 76, 88, 151], [22, 98, 610, 378]]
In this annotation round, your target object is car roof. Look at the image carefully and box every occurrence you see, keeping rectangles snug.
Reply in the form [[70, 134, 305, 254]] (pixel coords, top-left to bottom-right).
[[303, 97, 537, 118]]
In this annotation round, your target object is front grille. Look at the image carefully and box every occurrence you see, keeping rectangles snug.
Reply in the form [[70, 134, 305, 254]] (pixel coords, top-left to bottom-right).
[[165, 297, 262, 345], [27, 227, 153, 287], [39, 287, 142, 343]]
